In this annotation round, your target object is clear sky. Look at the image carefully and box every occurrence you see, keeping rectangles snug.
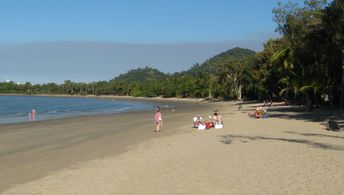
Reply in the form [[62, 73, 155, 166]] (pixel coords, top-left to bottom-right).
[[0, 0, 301, 84]]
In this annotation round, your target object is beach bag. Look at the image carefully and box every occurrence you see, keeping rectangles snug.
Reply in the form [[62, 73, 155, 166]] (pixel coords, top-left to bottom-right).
[[205, 122, 213, 129], [327, 120, 340, 131], [214, 124, 223, 129]]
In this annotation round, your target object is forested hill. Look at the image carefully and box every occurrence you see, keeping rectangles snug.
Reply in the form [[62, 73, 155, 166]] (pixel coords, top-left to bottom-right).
[[112, 66, 167, 83], [182, 47, 256, 76], [106, 47, 256, 99], [113, 47, 256, 81]]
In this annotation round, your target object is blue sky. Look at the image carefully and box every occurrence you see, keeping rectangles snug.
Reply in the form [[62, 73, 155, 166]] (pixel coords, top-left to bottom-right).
[[0, 0, 301, 83]]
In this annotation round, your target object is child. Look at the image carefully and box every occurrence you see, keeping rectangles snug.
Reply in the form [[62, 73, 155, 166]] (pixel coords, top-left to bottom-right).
[[154, 106, 163, 132]]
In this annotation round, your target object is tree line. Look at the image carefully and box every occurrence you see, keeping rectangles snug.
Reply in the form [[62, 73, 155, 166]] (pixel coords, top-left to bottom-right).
[[0, 47, 256, 100], [1, 0, 343, 107], [252, 0, 343, 107]]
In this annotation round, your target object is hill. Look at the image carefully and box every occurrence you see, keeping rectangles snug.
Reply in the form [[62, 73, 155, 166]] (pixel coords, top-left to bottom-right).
[[182, 47, 256, 76], [112, 66, 167, 83]]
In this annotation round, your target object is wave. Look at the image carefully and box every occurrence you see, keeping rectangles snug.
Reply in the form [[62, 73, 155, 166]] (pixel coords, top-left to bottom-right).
[[0, 112, 26, 118], [113, 106, 131, 112]]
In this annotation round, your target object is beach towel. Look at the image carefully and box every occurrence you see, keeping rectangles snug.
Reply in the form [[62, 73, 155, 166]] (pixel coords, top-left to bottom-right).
[[214, 124, 223, 129], [198, 124, 206, 130]]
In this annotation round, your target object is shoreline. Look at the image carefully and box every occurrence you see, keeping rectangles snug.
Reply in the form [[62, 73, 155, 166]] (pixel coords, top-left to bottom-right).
[[0, 98, 218, 192], [0, 94, 211, 127], [0, 93, 208, 102]]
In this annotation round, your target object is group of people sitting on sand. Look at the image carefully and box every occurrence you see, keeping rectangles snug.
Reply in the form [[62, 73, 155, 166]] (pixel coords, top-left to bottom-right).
[[248, 106, 268, 118], [193, 110, 223, 130], [248, 100, 272, 119]]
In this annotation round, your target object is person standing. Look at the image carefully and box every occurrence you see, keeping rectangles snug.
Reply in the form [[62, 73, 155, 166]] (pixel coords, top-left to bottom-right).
[[154, 106, 162, 132], [31, 109, 36, 120], [28, 112, 32, 121]]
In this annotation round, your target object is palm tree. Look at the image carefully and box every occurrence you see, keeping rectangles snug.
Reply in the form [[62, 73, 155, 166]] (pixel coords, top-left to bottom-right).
[[323, 0, 344, 107]]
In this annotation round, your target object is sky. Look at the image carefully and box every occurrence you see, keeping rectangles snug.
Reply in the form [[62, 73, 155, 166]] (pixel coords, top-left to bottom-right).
[[0, 0, 301, 84]]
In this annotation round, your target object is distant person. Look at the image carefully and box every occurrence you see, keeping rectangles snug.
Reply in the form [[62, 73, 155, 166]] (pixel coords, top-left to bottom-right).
[[255, 107, 264, 118], [31, 109, 36, 120], [209, 110, 222, 125], [264, 100, 273, 107], [28, 112, 32, 121], [154, 106, 163, 132], [193, 114, 205, 128], [213, 112, 222, 125], [249, 107, 268, 119]]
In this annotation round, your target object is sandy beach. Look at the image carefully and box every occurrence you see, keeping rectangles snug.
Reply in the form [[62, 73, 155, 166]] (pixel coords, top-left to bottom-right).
[[0, 98, 212, 193], [1, 99, 344, 194]]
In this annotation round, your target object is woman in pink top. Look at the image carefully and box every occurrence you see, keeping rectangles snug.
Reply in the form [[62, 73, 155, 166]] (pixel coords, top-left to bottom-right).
[[31, 109, 36, 120], [154, 106, 162, 132]]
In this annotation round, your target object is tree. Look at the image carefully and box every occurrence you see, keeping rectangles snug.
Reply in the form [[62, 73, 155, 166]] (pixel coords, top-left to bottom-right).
[[322, 0, 344, 107], [270, 0, 331, 106], [252, 39, 285, 100], [24, 82, 32, 94]]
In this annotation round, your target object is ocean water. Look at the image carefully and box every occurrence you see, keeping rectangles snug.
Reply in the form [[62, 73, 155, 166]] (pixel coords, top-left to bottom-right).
[[0, 96, 155, 125]]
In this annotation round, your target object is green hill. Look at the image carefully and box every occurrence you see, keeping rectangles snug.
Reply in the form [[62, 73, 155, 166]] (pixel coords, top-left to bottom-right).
[[183, 47, 256, 76], [112, 66, 167, 83]]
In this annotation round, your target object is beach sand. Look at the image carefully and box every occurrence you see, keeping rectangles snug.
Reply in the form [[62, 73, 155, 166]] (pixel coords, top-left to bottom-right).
[[0, 98, 212, 193], [2, 99, 344, 194]]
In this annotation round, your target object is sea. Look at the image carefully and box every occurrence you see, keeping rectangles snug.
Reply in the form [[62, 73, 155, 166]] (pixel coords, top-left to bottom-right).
[[0, 95, 156, 125]]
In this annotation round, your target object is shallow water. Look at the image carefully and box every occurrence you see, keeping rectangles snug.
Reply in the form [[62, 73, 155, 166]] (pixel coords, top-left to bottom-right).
[[0, 96, 155, 124]]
